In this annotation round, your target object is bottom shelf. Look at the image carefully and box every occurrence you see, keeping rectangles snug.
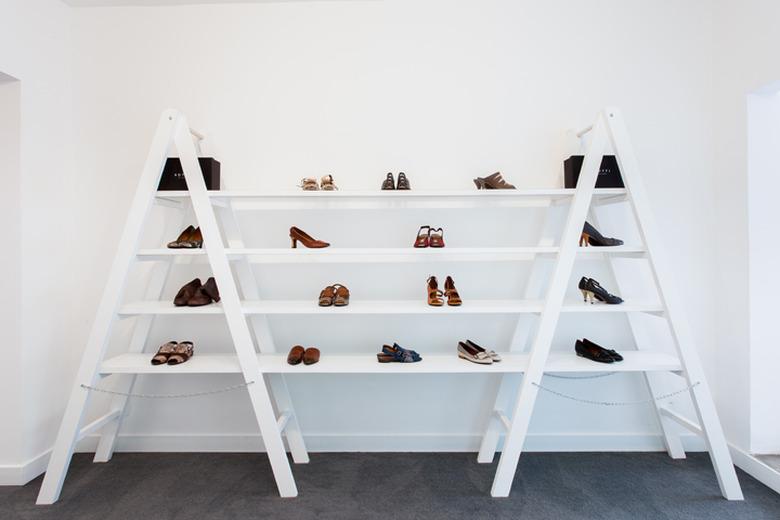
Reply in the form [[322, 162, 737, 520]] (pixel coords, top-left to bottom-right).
[[100, 351, 682, 375]]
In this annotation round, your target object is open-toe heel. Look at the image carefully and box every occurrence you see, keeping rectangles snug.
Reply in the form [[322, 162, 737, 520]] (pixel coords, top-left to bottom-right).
[[427, 276, 444, 306]]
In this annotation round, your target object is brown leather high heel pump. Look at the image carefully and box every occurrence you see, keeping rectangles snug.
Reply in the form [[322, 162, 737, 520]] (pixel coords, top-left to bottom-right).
[[290, 226, 330, 248], [427, 276, 444, 307]]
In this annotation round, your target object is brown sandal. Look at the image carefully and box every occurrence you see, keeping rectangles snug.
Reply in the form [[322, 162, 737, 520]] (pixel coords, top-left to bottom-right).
[[151, 341, 178, 365], [427, 276, 444, 307], [303, 347, 320, 365], [299, 177, 319, 191], [167, 341, 194, 365], [287, 345, 305, 365], [444, 276, 462, 306], [333, 284, 350, 306], [319, 286, 336, 306], [320, 175, 338, 191]]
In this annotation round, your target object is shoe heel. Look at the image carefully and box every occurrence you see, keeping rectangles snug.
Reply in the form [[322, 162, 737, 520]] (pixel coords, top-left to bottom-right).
[[473, 178, 486, 189], [581, 289, 595, 303], [579, 233, 590, 247], [291, 237, 297, 248]]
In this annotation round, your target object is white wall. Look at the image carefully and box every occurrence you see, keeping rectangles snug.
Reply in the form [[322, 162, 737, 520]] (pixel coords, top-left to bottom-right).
[[66, 0, 719, 453], [0, 0, 76, 481], [711, 0, 780, 452], [747, 85, 780, 454]]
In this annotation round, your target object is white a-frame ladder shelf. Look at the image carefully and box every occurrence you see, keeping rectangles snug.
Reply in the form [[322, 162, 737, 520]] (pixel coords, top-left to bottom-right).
[[38, 107, 743, 504]]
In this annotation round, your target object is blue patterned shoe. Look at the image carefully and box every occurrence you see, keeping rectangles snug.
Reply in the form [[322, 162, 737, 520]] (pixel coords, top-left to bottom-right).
[[377, 343, 422, 363]]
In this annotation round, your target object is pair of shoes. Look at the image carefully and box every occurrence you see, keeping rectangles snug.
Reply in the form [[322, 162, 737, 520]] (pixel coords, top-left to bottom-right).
[[377, 343, 421, 363], [319, 284, 349, 306], [151, 341, 194, 366], [174, 277, 220, 306], [575, 338, 623, 364], [290, 226, 330, 248], [299, 175, 338, 191], [473, 172, 516, 189], [578, 277, 623, 304], [414, 226, 445, 248], [287, 345, 320, 365], [167, 225, 203, 248], [458, 340, 501, 364], [580, 222, 624, 247], [381, 172, 410, 190], [427, 276, 461, 306]]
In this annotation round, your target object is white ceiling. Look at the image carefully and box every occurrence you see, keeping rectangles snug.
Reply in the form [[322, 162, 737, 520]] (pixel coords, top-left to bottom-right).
[[62, 0, 333, 6]]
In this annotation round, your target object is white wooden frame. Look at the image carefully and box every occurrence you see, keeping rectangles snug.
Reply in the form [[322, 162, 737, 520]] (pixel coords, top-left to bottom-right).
[[37, 107, 742, 503]]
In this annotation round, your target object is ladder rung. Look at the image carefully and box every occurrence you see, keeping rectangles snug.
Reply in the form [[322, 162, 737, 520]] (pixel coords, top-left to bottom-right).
[[494, 411, 511, 431], [276, 412, 292, 432], [658, 407, 703, 436], [78, 409, 122, 441]]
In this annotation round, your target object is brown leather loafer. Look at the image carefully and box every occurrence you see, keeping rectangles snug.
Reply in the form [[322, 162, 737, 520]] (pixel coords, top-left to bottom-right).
[[174, 278, 202, 306], [290, 226, 330, 248], [287, 345, 305, 365], [303, 347, 320, 365]]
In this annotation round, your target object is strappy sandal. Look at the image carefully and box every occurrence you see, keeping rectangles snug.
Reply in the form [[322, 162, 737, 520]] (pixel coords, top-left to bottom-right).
[[414, 226, 431, 248], [444, 275, 462, 306], [377, 343, 422, 363], [381, 172, 395, 190], [320, 175, 338, 191], [333, 284, 350, 306], [397, 172, 411, 190], [319, 285, 336, 307], [151, 341, 178, 365], [299, 177, 319, 191], [429, 227, 445, 248], [427, 276, 444, 307], [167, 341, 194, 366]]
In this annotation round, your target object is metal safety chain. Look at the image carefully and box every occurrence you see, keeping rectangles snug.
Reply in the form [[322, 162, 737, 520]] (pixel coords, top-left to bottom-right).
[[532, 380, 700, 406], [544, 372, 617, 380], [80, 381, 255, 399]]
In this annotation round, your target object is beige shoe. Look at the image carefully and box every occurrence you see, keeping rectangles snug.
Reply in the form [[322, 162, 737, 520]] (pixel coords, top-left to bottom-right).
[[458, 341, 493, 364], [320, 174, 338, 190], [299, 177, 319, 191]]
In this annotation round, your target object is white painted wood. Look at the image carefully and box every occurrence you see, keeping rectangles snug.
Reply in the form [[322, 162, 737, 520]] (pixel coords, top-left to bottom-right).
[[94, 204, 193, 463], [605, 107, 742, 499], [659, 407, 704, 436], [172, 117, 297, 497], [36, 110, 180, 505], [77, 410, 121, 441], [99, 351, 682, 375], [491, 113, 610, 497], [587, 208, 686, 460]]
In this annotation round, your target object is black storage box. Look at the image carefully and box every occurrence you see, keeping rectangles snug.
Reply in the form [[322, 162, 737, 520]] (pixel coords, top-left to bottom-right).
[[563, 155, 624, 189], [158, 157, 221, 191]]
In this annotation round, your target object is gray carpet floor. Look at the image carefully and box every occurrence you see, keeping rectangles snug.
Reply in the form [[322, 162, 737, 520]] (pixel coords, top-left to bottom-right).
[[2, 452, 779, 520]]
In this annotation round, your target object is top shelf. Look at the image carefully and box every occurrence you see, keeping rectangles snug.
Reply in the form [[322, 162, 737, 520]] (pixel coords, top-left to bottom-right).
[[155, 189, 628, 209]]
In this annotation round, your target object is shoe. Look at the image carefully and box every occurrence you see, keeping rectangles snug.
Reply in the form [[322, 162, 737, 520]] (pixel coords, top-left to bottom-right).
[[580, 222, 624, 247], [582, 338, 623, 361], [381, 172, 395, 190], [290, 226, 330, 248], [167, 225, 195, 249], [397, 172, 410, 190], [427, 276, 444, 307], [318, 285, 336, 307], [320, 175, 338, 191], [299, 177, 319, 191], [575, 339, 614, 364], [465, 340, 501, 362], [414, 226, 431, 248], [180, 227, 202, 248], [167, 341, 194, 365], [174, 278, 202, 306], [458, 341, 493, 364], [287, 345, 305, 365], [377, 343, 421, 363], [444, 276, 462, 306], [332, 284, 350, 306], [429, 227, 445, 248], [578, 277, 623, 304], [151, 341, 178, 365], [187, 277, 220, 307], [303, 347, 320, 365], [473, 172, 516, 190]]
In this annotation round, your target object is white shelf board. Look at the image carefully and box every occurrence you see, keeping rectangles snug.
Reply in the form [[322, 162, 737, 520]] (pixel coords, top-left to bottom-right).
[[117, 299, 663, 316], [135, 245, 646, 263], [154, 188, 628, 209], [99, 351, 681, 375]]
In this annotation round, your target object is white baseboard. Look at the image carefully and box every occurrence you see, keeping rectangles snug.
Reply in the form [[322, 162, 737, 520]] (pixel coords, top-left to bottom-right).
[[0, 449, 51, 487]]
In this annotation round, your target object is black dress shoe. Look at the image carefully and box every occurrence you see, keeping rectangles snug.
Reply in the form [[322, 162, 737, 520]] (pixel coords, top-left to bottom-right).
[[582, 338, 623, 362], [381, 172, 395, 190], [578, 277, 623, 304], [580, 222, 624, 247], [575, 339, 614, 363]]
